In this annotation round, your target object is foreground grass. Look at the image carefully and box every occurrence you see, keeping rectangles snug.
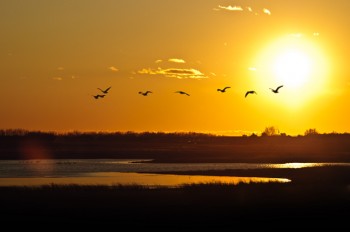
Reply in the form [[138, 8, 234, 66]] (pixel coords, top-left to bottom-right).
[[1, 179, 349, 227]]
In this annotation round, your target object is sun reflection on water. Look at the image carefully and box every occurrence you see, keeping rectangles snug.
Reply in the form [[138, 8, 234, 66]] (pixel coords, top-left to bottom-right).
[[268, 163, 331, 169], [0, 172, 291, 187]]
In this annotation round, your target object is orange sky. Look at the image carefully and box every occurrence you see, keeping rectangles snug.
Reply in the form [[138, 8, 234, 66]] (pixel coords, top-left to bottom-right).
[[1, 0, 349, 136]]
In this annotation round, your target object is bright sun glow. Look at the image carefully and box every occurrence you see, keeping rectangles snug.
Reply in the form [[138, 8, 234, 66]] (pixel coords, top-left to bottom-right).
[[273, 49, 312, 89], [253, 35, 330, 107]]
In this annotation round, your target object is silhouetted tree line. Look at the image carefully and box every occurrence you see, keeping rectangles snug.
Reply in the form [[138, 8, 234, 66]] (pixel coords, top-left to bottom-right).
[[0, 128, 348, 138], [0, 129, 218, 143], [1, 128, 350, 162]]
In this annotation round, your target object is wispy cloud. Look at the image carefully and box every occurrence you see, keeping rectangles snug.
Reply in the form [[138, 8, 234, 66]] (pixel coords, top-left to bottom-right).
[[52, 77, 63, 81], [109, 66, 119, 72], [263, 8, 271, 15], [218, 5, 243, 11], [168, 58, 185, 63], [215, 5, 271, 16], [57, 67, 64, 71], [155, 59, 163, 63], [138, 67, 207, 79]]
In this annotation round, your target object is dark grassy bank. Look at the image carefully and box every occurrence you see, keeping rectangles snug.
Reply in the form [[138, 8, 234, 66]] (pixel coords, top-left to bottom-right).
[[1, 130, 350, 163], [1, 167, 349, 227], [0, 183, 348, 227]]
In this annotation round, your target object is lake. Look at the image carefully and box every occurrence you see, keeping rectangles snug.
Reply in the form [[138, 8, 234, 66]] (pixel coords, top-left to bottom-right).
[[0, 159, 349, 187]]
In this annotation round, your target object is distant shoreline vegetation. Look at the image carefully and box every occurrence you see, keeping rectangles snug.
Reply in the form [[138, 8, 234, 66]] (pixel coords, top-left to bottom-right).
[[1, 127, 350, 162], [0, 127, 348, 138]]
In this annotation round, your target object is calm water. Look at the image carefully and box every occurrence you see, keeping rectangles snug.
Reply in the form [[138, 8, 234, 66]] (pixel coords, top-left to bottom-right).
[[0, 159, 349, 187]]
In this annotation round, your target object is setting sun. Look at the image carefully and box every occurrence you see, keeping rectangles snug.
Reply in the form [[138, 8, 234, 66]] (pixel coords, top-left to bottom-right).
[[273, 49, 312, 89], [253, 35, 330, 108]]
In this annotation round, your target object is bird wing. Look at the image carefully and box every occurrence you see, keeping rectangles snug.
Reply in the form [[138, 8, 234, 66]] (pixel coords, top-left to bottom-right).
[[276, 85, 283, 91], [105, 86, 111, 91], [224, 87, 231, 90], [102, 87, 111, 93], [245, 91, 256, 97]]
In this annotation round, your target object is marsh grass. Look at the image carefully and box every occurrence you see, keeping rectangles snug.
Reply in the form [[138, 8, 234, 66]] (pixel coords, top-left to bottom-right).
[[0, 172, 349, 228]]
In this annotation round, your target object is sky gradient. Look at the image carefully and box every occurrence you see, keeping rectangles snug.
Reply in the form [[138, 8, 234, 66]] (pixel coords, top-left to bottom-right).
[[1, 0, 349, 136]]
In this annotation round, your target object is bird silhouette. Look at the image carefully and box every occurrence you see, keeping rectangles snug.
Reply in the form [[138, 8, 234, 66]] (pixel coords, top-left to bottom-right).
[[92, 94, 105, 99], [139, 91, 152, 96], [98, 86, 111, 94], [245, 90, 257, 98], [175, 91, 190, 96], [270, 85, 283, 93], [217, 87, 231, 93]]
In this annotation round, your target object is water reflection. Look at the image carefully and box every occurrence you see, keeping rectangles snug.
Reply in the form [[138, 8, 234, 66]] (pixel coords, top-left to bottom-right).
[[268, 163, 327, 169], [0, 159, 348, 187], [0, 172, 291, 187]]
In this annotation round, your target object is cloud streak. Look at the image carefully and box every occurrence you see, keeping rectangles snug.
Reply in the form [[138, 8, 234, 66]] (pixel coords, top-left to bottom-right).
[[217, 5, 243, 11], [168, 58, 186, 63], [215, 5, 271, 15], [138, 67, 207, 79], [109, 66, 119, 72], [263, 8, 271, 15]]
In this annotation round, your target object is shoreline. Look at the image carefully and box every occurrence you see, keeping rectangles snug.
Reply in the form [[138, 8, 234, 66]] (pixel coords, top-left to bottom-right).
[[1, 165, 349, 226]]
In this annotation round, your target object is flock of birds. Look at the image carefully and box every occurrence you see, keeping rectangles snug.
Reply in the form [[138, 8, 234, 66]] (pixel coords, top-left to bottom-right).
[[92, 87, 112, 99], [93, 85, 284, 99]]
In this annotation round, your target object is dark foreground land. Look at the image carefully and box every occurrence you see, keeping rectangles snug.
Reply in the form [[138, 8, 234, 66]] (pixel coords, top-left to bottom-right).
[[1, 131, 350, 228], [1, 166, 350, 228]]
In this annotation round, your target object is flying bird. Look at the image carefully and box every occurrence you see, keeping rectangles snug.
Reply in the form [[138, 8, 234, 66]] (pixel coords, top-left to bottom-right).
[[98, 86, 111, 94], [139, 91, 152, 96], [245, 90, 257, 98], [270, 85, 283, 93], [217, 87, 231, 93], [92, 94, 105, 99], [175, 91, 190, 96]]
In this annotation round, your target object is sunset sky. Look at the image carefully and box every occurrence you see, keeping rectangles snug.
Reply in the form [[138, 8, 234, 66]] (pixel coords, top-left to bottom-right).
[[1, 0, 349, 136]]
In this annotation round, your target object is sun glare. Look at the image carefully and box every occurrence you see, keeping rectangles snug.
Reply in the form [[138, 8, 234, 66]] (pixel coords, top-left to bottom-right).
[[273, 49, 312, 89], [252, 35, 330, 107]]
